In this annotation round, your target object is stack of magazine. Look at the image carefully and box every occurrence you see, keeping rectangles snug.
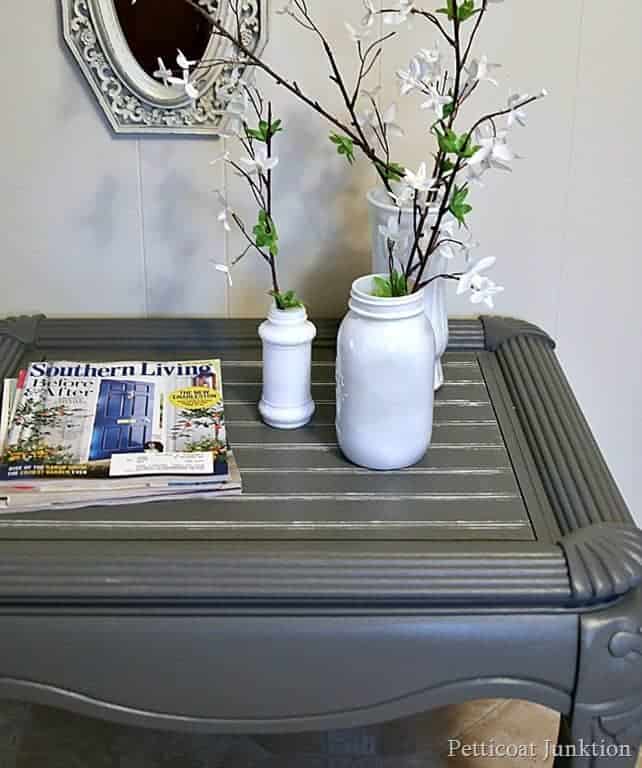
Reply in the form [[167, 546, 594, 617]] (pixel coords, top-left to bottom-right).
[[0, 358, 241, 513]]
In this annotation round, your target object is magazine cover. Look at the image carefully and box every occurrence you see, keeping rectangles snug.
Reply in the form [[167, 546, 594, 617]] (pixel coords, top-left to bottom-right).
[[0, 360, 229, 481]]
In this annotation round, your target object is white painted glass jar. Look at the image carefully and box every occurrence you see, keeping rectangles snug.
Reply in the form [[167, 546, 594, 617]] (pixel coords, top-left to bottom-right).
[[258, 305, 317, 430], [336, 275, 436, 470], [368, 186, 449, 390]]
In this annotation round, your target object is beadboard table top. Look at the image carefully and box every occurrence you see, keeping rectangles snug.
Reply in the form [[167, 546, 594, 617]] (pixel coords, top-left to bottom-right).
[[1, 315, 642, 751]]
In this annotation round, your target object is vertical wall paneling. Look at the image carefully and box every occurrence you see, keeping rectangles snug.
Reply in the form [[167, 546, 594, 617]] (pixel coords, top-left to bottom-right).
[[555, 0, 641, 512], [0, 2, 146, 316], [137, 139, 227, 317]]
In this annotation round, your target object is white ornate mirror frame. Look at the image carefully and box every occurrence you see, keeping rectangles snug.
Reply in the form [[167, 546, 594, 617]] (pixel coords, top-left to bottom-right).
[[60, 0, 269, 135]]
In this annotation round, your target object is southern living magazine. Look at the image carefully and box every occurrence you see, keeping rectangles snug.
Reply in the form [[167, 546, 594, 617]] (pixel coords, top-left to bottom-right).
[[0, 359, 232, 485]]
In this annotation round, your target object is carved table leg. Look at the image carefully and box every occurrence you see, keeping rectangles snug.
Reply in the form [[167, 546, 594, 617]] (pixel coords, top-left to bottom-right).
[[554, 588, 642, 766]]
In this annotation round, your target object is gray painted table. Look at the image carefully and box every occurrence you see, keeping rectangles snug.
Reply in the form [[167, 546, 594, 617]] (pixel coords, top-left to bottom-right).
[[0, 315, 640, 767]]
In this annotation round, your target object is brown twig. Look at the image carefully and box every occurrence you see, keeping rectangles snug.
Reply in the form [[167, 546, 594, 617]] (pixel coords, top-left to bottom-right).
[[182, 0, 393, 186]]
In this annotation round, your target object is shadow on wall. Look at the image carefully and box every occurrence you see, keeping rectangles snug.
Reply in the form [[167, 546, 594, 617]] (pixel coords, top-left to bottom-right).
[[270, 105, 374, 319], [77, 175, 120, 250], [146, 166, 204, 313]]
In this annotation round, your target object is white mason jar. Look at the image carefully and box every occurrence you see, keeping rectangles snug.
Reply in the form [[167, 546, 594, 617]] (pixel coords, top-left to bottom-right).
[[258, 305, 317, 430], [336, 275, 436, 470], [367, 187, 449, 390]]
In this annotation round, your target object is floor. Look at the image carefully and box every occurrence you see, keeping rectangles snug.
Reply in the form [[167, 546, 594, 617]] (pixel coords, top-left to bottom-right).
[[3, 698, 636, 768]]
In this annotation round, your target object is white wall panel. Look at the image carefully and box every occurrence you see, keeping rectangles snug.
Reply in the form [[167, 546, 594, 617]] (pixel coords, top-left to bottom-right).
[[0, 3, 146, 316], [138, 140, 228, 317], [555, 0, 641, 514]]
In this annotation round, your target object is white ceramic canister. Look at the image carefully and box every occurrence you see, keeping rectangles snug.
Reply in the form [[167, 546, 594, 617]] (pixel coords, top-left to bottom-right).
[[336, 275, 436, 470], [367, 186, 449, 391], [258, 304, 317, 430]]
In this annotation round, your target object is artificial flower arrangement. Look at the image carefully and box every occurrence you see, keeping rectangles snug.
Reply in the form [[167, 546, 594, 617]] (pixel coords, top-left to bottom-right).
[[153, 0, 547, 464], [156, 0, 545, 310]]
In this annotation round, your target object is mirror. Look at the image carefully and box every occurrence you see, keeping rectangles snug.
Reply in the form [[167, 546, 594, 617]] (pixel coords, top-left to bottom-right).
[[61, 0, 269, 135], [113, 0, 211, 80]]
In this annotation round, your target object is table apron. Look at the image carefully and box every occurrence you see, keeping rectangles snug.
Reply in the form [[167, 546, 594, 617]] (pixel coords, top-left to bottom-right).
[[0, 611, 577, 733]]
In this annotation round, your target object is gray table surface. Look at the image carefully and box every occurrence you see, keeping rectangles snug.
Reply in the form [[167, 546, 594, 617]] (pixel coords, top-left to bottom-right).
[[0, 315, 640, 767]]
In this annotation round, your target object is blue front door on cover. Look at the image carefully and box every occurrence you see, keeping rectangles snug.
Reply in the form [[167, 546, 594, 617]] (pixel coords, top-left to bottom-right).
[[89, 380, 155, 461]]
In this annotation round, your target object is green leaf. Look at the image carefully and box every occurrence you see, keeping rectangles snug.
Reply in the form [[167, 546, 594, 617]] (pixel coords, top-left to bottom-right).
[[375, 160, 406, 182], [246, 117, 284, 143], [329, 133, 355, 165], [437, 128, 459, 154], [253, 210, 279, 254], [372, 276, 393, 298], [371, 271, 409, 298], [441, 157, 456, 173], [449, 184, 473, 226], [458, 0, 476, 21], [393, 270, 408, 296], [270, 289, 304, 310], [437, 129, 478, 159], [435, 0, 457, 20], [442, 101, 455, 119], [460, 142, 481, 159]]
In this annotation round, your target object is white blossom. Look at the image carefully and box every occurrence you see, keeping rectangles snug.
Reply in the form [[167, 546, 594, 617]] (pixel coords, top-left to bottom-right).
[[210, 151, 231, 167], [240, 145, 279, 175], [417, 46, 442, 80], [379, 215, 410, 260], [403, 162, 436, 194], [419, 84, 451, 120], [431, 216, 459, 260], [397, 58, 424, 96], [507, 91, 530, 128], [469, 129, 514, 171], [387, 182, 415, 208], [437, 220, 479, 262], [397, 48, 442, 97], [211, 262, 234, 287], [275, 0, 296, 15], [469, 276, 504, 307], [153, 57, 172, 86], [356, 104, 376, 133], [215, 191, 233, 233], [383, 0, 415, 25], [167, 70, 199, 100], [345, 22, 372, 43], [216, 91, 250, 137], [466, 161, 487, 187], [466, 55, 501, 87], [176, 49, 197, 71], [457, 257, 504, 308], [357, 102, 404, 139], [381, 103, 405, 138], [361, 0, 377, 28]]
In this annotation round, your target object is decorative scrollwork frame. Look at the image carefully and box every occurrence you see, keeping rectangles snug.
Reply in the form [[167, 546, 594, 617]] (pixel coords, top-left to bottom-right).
[[60, 0, 268, 134]]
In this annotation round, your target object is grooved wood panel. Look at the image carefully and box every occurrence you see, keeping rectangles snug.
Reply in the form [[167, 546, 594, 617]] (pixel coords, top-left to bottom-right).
[[1, 338, 533, 542]]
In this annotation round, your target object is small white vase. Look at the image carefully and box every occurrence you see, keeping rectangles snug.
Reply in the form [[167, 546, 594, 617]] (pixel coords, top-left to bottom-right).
[[336, 275, 436, 470], [367, 186, 449, 391], [258, 305, 317, 430]]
